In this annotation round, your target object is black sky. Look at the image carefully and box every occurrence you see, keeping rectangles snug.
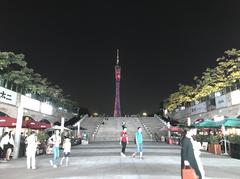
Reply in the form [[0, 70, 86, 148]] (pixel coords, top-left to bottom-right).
[[1, 1, 240, 115]]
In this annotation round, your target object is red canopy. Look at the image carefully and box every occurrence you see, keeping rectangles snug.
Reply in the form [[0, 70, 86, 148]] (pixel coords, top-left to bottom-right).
[[32, 121, 51, 129], [0, 117, 51, 129], [161, 126, 183, 133], [23, 120, 51, 129], [0, 116, 17, 127]]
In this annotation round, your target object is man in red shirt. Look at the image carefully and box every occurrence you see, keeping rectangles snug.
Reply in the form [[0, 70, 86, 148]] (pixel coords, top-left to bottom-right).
[[120, 127, 128, 157]]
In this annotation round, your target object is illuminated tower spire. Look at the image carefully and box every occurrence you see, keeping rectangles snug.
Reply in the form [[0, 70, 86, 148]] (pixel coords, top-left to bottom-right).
[[114, 49, 121, 117], [116, 49, 119, 65]]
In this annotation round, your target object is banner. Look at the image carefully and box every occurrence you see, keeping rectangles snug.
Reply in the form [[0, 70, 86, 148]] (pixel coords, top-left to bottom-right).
[[191, 102, 207, 115], [215, 94, 231, 109], [0, 86, 17, 105], [231, 90, 240, 105]]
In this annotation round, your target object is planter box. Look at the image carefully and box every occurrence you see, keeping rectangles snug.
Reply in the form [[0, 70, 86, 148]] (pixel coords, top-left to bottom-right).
[[208, 144, 221, 155], [230, 143, 240, 159]]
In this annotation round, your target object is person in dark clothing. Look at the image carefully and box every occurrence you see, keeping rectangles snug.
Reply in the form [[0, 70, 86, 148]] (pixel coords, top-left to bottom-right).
[[0, 132, 9, 160], [121, 121, 126, 130], [181, 127, 205, 179], [19, 133, 26, 157]]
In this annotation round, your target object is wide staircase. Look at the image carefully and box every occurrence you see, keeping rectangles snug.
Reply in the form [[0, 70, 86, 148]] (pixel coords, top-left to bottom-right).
[[94, 117, 151, 142], [139, 115, 167, 141], [81, 117, 104, 139]]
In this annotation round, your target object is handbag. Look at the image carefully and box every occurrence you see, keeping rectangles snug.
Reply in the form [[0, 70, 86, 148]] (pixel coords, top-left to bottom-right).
[[182, 166, 198, 179]]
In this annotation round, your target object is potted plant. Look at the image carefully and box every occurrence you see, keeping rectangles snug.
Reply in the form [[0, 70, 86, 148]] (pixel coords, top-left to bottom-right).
[[208, 135, 221, 155], [195, 134, 209, 143], [195, 134, 202, 143], [227, 134, 240, 159]]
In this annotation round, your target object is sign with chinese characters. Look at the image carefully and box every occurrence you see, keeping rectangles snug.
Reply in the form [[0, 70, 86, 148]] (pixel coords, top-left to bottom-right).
[[0, 86, 17, 105]]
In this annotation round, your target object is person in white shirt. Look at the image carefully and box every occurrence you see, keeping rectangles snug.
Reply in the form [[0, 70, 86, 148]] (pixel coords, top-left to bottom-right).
[[60, 136, 71, 166], [25, 131, 38, 169], [49, 130, 61, 168]]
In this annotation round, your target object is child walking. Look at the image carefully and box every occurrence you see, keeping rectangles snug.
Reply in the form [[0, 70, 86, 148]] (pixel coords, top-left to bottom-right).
[[60, 136, 71, 166]]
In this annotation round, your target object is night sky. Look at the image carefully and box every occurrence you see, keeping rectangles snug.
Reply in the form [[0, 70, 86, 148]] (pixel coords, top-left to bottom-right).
[[1, 1, 240, 115]]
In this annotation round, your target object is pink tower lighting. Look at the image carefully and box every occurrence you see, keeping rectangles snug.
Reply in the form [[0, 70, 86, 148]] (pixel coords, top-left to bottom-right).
[[114, 49, 121, 117]]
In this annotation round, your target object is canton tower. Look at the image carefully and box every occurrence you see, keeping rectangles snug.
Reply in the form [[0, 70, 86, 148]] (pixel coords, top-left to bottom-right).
[[114, 49, 121, 117]]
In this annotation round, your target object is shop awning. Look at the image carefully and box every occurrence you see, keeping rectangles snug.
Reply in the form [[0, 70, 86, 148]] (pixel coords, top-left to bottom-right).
[[222, 117, 240, 128], [0, 117, 51, 129], [22, 120, 51, 129], [194, 117, 240, 128], [194, 119, 219, 128], [0, 116, 16, 127]]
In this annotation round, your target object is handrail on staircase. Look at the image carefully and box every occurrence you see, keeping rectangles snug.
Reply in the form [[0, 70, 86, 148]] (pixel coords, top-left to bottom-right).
[[91, 118, 104, 142], [154, 114, 168, 127], [138, 117, 153, 141]]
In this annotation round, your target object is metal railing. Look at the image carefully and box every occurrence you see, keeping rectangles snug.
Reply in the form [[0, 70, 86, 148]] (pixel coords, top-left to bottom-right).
[[138, 118, 153, 141]]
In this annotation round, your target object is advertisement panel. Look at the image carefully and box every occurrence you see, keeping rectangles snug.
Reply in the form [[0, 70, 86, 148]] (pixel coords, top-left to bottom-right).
[[21, 95, 40, 112], [231, 90, 240, 105], [215, 94, 231, 109], [0, 86, 17, 106], [191, 102, 207, 115]]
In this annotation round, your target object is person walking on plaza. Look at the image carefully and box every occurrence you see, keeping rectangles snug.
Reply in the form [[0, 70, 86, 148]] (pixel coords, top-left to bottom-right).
[[19, 132, 26, 157], [5, 131, 14, 161], [120, 127, 128, 157], [121, 121, 126, 130], [49, 130, 62, 168], [132, 127, 144, 160], [60, 136, 71, 166], [25, 131, 38, 169], [0, 131, 9, 161], [181, 127, 205, 179]]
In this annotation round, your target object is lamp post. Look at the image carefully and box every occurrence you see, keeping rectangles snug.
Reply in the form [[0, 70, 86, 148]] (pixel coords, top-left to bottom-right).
[[59, 107, 64, 133], [13, 99, 24, 159]]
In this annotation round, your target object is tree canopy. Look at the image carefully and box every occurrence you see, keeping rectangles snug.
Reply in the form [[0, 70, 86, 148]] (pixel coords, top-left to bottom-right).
[[165, 49, 240, 112], [0, 51, 79, 111]]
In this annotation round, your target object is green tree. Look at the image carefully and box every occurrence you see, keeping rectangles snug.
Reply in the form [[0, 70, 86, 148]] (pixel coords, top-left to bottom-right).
[[166, 48, 240, 112]]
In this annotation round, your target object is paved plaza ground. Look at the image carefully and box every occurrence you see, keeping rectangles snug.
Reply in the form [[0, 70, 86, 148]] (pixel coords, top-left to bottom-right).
[[0, 142, 240, 179]]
